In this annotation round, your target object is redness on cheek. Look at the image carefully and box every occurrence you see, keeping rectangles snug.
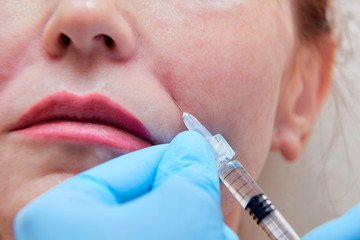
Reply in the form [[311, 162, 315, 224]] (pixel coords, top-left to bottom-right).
[[0, 29, 44, 92], [0, 52, 20, 90]]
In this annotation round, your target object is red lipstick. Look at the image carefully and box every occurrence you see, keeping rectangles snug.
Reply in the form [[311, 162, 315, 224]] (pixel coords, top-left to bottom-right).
[[12, 91, 152, 152]]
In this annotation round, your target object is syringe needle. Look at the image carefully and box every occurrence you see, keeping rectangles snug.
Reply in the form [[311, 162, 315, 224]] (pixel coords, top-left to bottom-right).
[[172, 99, 214, 139], [172, 99, 184, 113]]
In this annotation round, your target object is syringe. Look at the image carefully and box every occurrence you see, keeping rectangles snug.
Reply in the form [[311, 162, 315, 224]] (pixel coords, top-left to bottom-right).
[[182, 112, 300, 240]]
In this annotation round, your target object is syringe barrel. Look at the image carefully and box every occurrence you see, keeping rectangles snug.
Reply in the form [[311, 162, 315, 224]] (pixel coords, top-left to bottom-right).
[[218, 160, 300, 240], [260, 210, 300, 240], [218, 159, 263, 208]]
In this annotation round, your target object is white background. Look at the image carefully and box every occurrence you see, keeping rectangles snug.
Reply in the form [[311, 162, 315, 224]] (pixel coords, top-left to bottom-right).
[[238, 1, 360, 239]]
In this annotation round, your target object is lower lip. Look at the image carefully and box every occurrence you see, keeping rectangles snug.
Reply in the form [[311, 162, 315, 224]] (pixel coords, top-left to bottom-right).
[[13, 121, 152, 151]]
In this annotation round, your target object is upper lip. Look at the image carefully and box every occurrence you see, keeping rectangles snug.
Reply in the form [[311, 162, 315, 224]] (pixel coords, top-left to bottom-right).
[[12, 91, 152, 143]]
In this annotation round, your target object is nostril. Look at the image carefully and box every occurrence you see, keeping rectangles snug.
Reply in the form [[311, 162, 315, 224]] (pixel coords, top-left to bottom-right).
[[104, 35, 115, 49], [59, 34, 71, 47], [94, 34, 116, 49]]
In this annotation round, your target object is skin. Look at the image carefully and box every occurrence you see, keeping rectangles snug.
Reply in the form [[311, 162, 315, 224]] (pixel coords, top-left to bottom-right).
[[0, 0, 335, 239]]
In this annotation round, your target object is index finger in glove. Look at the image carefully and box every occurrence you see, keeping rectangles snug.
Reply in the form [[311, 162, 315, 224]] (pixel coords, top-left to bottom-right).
[[154, 131, 220, 205]]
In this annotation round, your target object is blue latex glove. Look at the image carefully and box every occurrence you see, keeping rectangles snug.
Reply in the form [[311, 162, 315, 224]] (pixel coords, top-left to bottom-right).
[[14, 131, 238, 240], [302, 203, 360, 240]]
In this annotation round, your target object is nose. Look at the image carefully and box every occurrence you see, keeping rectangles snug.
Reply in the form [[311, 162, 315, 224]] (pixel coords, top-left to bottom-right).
[[43, 0, 135, 60]]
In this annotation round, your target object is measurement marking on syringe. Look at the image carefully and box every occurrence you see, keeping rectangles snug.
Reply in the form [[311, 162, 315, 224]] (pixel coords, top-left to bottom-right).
[[222, 169, 234, 179], [226, 174, 249, 190], [228, 175, 244, 186], [226, 181, 252, 198], [233, 182, 248, 193], [242, 190, 252, 198], [223, 169, 246, 183], [274, 229, 289, 239]]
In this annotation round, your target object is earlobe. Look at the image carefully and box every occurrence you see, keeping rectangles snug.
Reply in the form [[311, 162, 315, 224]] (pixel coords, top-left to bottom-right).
[[271, 36, 336, 161], [271, 125, 304, 161]]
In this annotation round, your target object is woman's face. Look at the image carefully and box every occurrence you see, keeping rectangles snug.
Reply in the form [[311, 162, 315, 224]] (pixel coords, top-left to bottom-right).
[[0, 0, 296, 238]]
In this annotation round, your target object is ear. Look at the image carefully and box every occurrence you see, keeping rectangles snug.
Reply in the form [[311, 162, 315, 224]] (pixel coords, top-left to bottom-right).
[[271, 35, 336, 161]]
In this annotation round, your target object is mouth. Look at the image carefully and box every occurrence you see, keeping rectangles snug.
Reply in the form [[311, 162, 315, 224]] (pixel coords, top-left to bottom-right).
[[12, 91, 153, 152]]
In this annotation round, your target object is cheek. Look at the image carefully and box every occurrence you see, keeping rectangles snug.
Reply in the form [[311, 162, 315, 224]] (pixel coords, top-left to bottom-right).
[[0, 2, 53, 91], [146, 3, 294, 178], [157, 24, 285, 136], [149, 4, 289, 114]]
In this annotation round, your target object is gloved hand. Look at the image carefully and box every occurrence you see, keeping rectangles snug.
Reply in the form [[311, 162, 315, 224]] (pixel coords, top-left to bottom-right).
[[302, 203, 360, 240], [14, 131, 238, 240]]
